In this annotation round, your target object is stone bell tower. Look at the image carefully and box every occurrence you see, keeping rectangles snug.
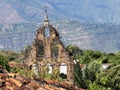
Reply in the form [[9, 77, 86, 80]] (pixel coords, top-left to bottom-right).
[[24, 9, 74, 84]]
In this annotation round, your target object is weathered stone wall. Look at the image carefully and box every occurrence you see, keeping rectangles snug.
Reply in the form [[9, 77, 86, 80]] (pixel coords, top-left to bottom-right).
[[25, 24, 74, 85]]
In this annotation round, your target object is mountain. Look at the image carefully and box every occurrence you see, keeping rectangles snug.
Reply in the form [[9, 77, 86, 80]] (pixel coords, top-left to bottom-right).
[[0, 21, 120, 53], [0, 0, 120, 53], [0, 0, 120, 24]]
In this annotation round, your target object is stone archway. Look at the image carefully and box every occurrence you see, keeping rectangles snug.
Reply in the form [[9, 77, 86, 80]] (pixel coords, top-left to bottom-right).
[[51, 43, 59, 59], [44, 27, 50, 38], [37, 40, 44, 58], [60, 63, 67, 74], [59, 63, 67, 79], [47, 63, 53, 74]]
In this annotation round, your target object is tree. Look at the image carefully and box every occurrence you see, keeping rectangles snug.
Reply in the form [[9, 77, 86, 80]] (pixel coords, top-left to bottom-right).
[[74, 61, 86, 88], [83, 60, 102, 88], [79, 50, 104, 64], [66, 45, 83, 59], [89, 82, 112, 90], [95, 64, 120, 90]]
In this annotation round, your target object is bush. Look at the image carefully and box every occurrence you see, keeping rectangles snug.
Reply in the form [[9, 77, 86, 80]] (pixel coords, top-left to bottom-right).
[[0, 55, 10, 71]]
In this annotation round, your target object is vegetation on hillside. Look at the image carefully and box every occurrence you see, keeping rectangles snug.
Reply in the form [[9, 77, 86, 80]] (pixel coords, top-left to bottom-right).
[[0, 50, 22, 71], [66, 45, 120, 89], [0, 45, 120, 89]]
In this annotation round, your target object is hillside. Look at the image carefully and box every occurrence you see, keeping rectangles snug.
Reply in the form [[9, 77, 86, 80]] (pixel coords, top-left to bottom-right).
[[0, 0, 120, 24], [0, 21, 120, 53]]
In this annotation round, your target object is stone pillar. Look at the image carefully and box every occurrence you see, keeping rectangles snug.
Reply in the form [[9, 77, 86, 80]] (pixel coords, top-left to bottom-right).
[[67, 61, 74, 85], [52, 63, 60, 80], [44, 38, 51, 58], [31, 45, 37, 63], [58, 45, 61, 59]]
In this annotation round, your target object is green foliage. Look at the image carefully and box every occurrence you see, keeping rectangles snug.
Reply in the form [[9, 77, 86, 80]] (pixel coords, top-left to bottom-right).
[[74, 61, 86, 88], [50, 67, 60, 80], [38, 66, 55, 80], [0, 50, 23, 72], [66, 45, 106, 64], [106, 53, 120, 63], [83, 61, 102, 88], [10, 67, 24, 74], [66, 45, 120, 64], [25, 69, 34, 78], [14, 59, 22, 63], [37, 66, 64, 81], [79, 50, 105, 64], [65, 45, 120, 89], [0, 50, 21, 61], [1, 45, 120, 90], [38, 66, 50, 79], [0, 55, 10, 71], [74, 59, 102, 89], [95, 64, 120, 90], [66, 45, 83, 59], [10, 67, 35, 78], [89, 82, 112, 90]]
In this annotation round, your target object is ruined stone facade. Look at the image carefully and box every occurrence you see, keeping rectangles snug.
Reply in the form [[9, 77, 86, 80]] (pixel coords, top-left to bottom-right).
[[24, 11, 74, 84]]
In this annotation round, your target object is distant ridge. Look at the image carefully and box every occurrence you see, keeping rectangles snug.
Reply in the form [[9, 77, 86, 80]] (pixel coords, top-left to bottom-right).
[[0, 0, 120, 24], [0, 21, 120, 53]]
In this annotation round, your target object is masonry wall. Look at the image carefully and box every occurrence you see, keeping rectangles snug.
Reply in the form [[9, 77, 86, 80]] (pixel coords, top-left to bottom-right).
[[25, 24, 74, 85]]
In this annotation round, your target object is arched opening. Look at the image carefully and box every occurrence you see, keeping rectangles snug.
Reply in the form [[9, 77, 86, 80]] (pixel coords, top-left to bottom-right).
[[51, 43, 59, 58], [47, 63, 52, 74], [30, 65, 32, 70], [31, 64, 39, 77], [59, 63, 67, 79], [37, 40, 44, 58], [44, 27, 50, 38]]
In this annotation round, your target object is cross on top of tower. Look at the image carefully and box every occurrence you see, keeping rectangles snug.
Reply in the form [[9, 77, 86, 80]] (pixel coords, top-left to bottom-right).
[[44, 6, 49, 27]]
